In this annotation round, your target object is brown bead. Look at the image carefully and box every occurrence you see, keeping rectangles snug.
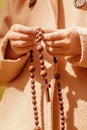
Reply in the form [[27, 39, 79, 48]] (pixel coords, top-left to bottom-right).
[[31, 79, 35, 84], [36, 36, 42, 43], [31, 89, 36, 94], [59, 101, 63, 106], [32, 99, 37, 105], [31, 84, 35, 89], [33, 106, 37, 111], [39, 54, 43, 59], [49, 84, 51, 88], [34, 115, 39, 120], [32, 95, 36, 100], [61, 124, 65, 129], [29, 0, 37, 8], [34, 111, 38, 115], [59, 96, 63, 101], [40, 59, 44, 65], [30, 73, 34, 78], [35, 120, 39, 125], [29, 65, 35, 72], [53, 57, 57, 63], [61, 116, 65, 121], [60, 105, 64, 111], [37, 45, 43, 52], [40, 65, 45, 69], [36, 31, 42, 37], [58, 91, 62, 97], [60, 111, 64, 116], [55, 73, 61, 80], [40, 70, 47, 77], [34, 126, 41, 130]]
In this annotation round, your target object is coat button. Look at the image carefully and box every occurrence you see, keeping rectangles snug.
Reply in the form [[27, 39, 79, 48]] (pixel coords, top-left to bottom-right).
[[29, 0, 37, 8], [73, 0, 86, 8]]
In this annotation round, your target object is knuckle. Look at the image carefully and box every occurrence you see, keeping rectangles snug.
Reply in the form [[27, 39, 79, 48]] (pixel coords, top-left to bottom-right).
[[11, 24, 21, 31]]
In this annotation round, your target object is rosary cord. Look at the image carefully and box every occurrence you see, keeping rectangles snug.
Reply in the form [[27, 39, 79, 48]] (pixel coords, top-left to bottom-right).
[[36, 29, 50, 102], [53, 57, 65, 130], [29, 50, 41, 130]]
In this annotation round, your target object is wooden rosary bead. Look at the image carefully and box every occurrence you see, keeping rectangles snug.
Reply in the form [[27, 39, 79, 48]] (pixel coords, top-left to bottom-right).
[[32, 95, 36, 100], [36, 36, 42, 43], [40, 65, 45, 70], [30, 73, 34, 78], [60, 111, 64, 116], [61, 116, 65, 121], [31, 89, 36, 95], [29, 50, 33, 62], [53, 57, 57, 63], [34, 111, 38, 115], [29, 65, 35, 72], [55, 73, 61, 80], [39, 54, 43, 59], [34, 115, 39, 120], [29, 0, 37, 8], [31, 79, 35, 84], [40, 59, 44, 65], [35, 120, 39, 125], [37, 45, 43, 52], [59, 101, 63, 106], [36, 31, 42, 38], [32, 99, 37, 105], [40, 70, 47, 77], [31, 84, 35, 89], [34, 126, 41, 130], [33, 105, 37, 111], [60, 105, 64, 111]]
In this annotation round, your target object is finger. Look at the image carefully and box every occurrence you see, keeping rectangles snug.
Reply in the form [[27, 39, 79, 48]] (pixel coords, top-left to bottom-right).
[[11, 40, 35, 48], [43, 30, 65, 41], [44, 39, 66, 47], [11, 24, 40, 35], [46, 46, 69, 56], [42, 27, 57, 33], [11, 44, 35, 55], [8, 31, 36, 41]]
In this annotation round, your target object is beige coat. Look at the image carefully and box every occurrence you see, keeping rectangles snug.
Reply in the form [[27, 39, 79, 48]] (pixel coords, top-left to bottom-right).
[[0, 0, 87, 130]]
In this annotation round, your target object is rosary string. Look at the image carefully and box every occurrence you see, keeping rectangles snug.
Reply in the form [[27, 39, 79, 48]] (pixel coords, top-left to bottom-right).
[[29, 50, 41, 130], [29, 28, 65, 130], [53, 57, 65, 130], [36, 28, 50, 102]]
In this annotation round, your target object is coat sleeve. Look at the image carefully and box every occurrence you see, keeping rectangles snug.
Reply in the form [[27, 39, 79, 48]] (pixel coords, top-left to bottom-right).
[[66, 27, 87, 68], [0, 0, 29, 83]]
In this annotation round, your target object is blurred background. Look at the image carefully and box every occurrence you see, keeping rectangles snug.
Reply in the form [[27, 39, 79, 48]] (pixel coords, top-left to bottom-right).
[[0, 0, 3, 15], [0, 0, 6, 100]]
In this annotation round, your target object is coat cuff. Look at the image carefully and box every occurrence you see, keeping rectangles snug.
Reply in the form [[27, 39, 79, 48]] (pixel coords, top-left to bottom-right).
[[0, 38, 29, 83], [66, 27, 87, 68]]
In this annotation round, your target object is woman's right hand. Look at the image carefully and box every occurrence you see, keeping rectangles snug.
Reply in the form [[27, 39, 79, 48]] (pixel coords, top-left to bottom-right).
[[4, 24, 38, 59]]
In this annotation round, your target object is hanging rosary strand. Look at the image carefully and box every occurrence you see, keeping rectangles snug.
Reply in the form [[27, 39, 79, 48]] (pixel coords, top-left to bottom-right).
[[53, 57, 65, 130], [29, 50, 41, 130], [36, 28, 50, 102], [29, 28, 65, 130]]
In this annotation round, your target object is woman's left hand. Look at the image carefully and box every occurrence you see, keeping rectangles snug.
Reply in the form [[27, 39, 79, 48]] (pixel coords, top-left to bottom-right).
[[43, 28, 81, 57]]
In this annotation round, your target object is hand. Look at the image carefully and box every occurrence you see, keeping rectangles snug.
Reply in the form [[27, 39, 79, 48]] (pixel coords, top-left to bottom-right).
[[4, 24, 38, 59], [43, 28, 81, 57]]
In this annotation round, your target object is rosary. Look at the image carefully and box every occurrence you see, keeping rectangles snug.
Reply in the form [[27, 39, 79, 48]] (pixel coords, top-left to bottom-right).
[[29, 28, 65, 130]]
